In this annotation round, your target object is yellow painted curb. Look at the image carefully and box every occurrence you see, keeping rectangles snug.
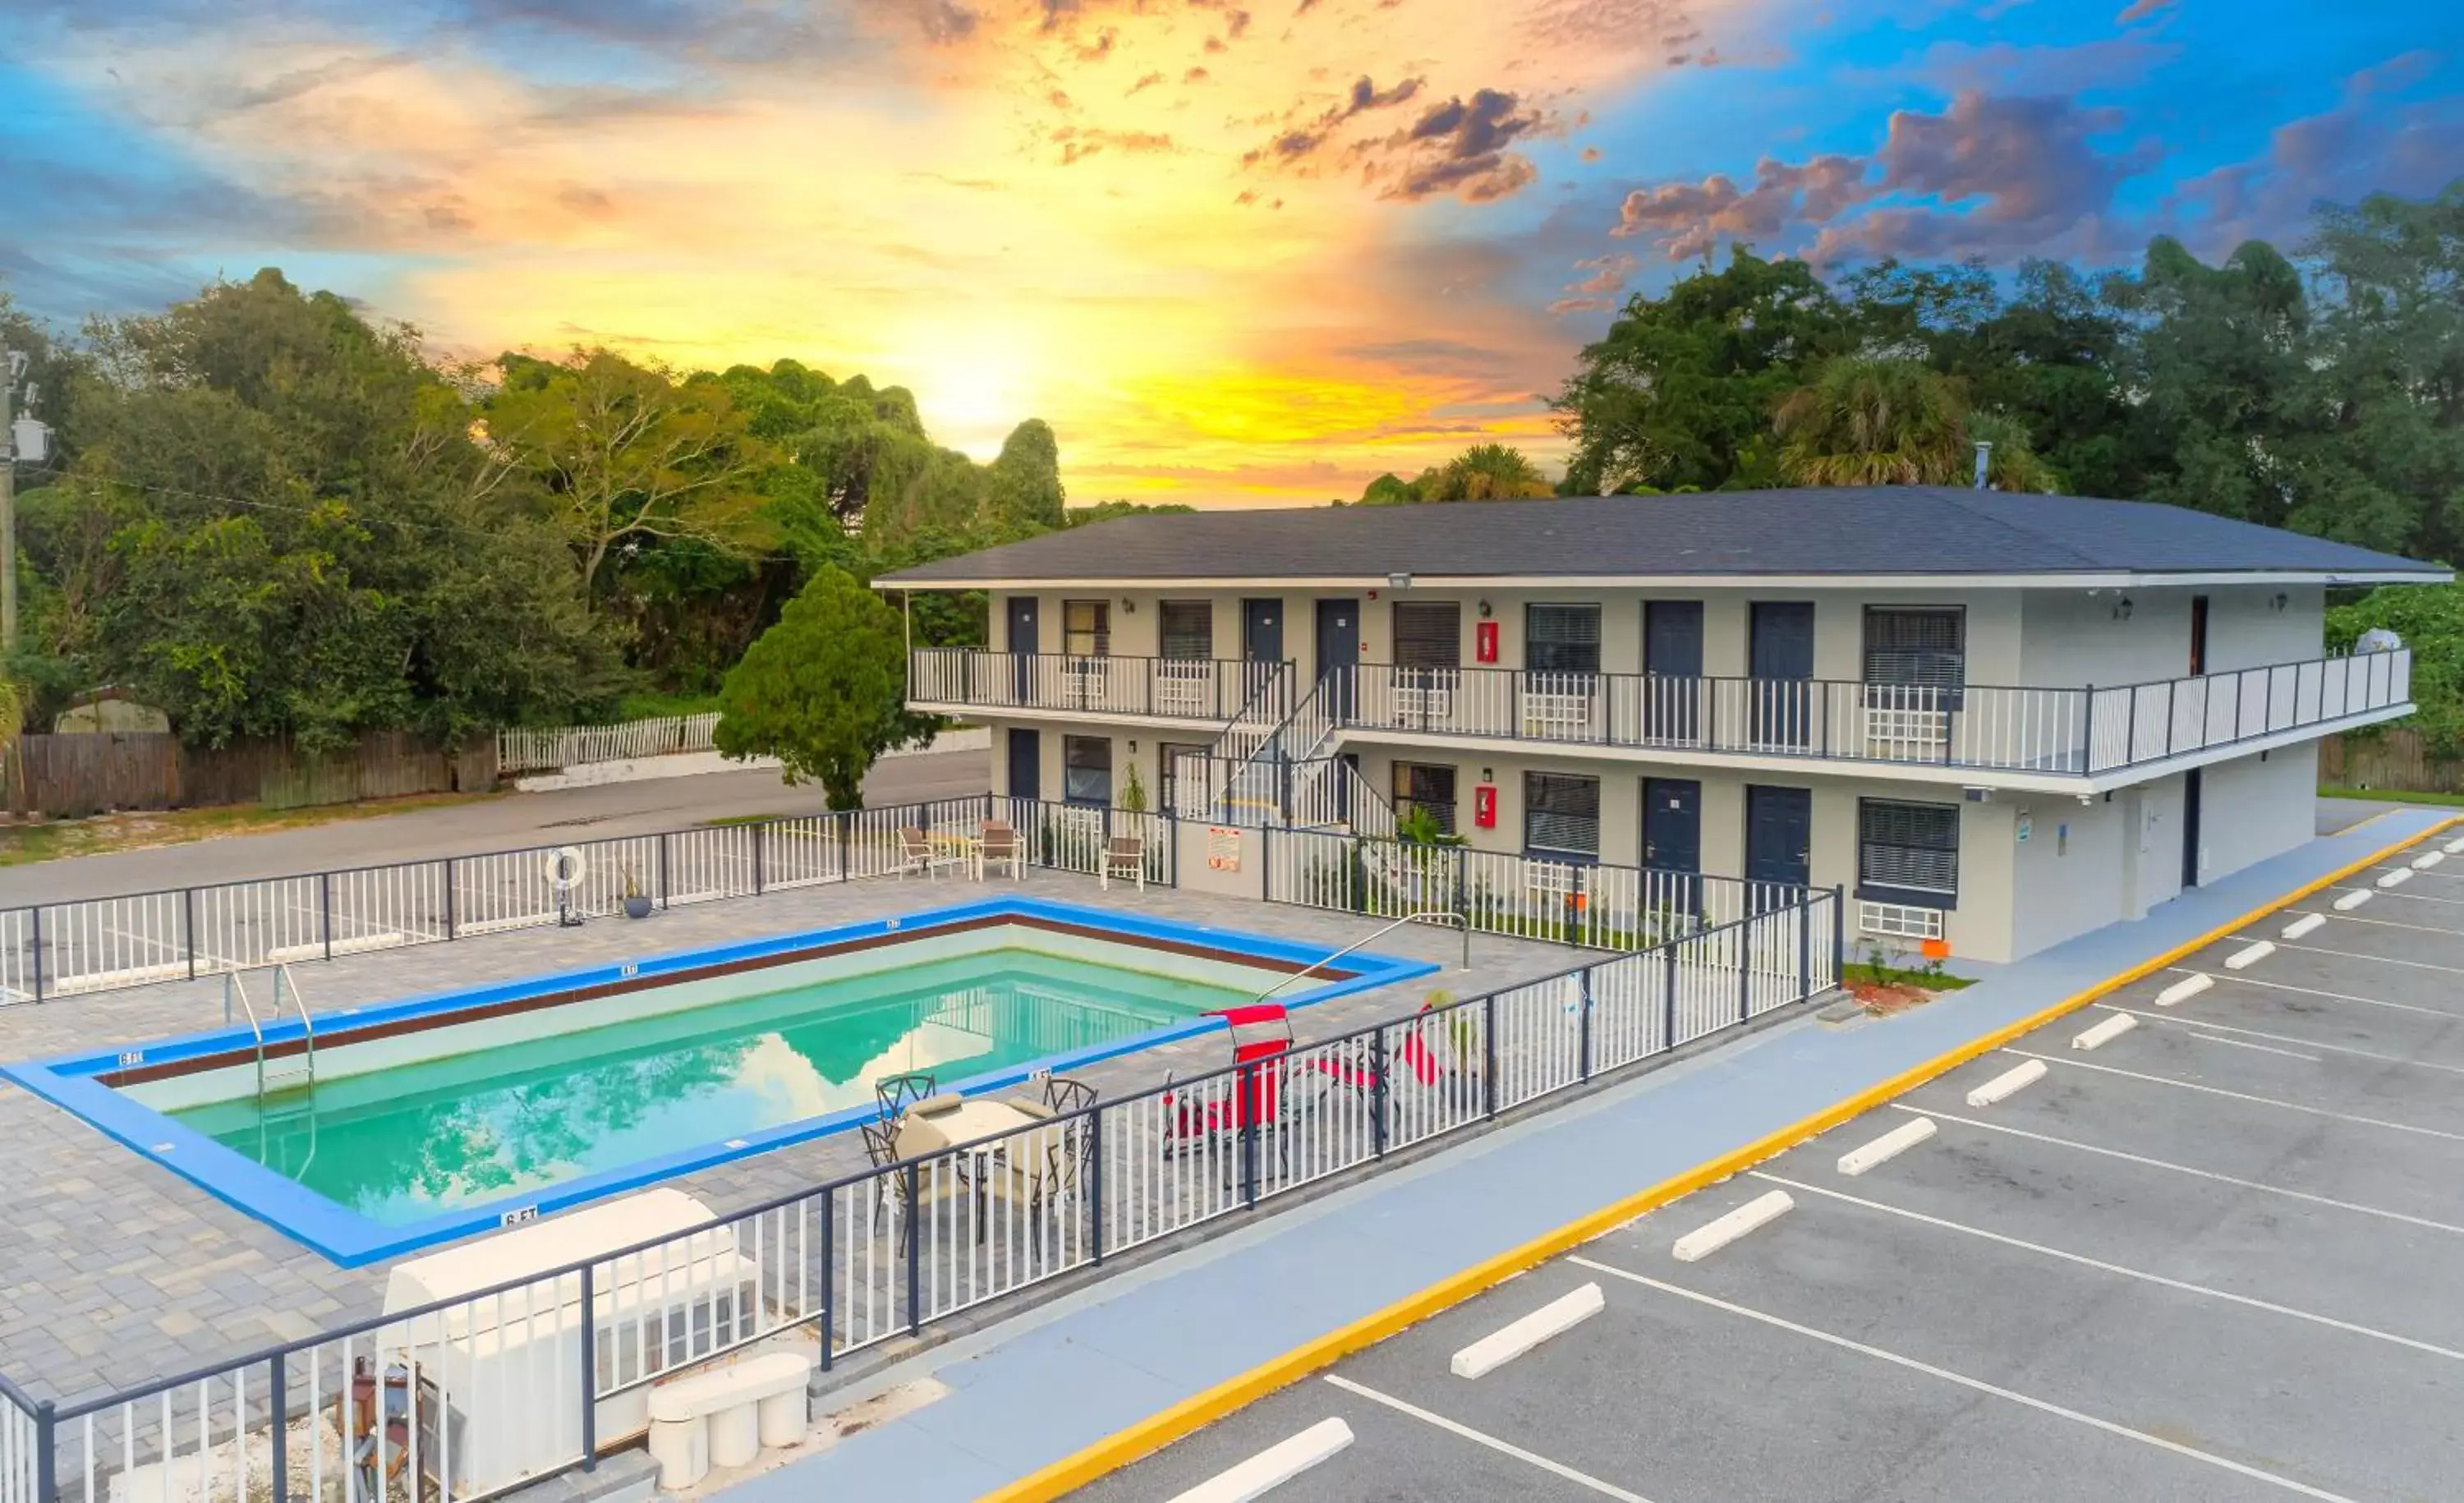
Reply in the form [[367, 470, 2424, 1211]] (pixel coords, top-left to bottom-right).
[[980, 816, 2457, 1503]]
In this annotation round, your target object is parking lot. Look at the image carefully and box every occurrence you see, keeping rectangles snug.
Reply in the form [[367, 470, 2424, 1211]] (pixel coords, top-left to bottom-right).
[[1077, 828, 2464, 1502]]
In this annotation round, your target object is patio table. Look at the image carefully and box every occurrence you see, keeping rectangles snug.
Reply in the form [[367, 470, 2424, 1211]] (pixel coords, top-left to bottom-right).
[[894, 1098, 1064, 1217]]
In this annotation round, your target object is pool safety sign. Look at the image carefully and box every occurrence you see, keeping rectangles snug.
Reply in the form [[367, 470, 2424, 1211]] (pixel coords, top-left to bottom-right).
[[1207, 825, 1243, 871]]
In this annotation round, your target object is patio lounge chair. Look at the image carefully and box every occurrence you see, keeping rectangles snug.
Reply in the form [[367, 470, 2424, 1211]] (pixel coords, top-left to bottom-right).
[[979, 819, 1023, 880], [1101, 834, 1147, 891], [1159, 1004, 1296, 1178]]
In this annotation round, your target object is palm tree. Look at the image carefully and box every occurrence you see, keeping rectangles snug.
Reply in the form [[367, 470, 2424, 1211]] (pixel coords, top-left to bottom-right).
[[1433, 444, 1554, 501], [1774, 356, 2062, 492], [1773, 358, 1967, 486]]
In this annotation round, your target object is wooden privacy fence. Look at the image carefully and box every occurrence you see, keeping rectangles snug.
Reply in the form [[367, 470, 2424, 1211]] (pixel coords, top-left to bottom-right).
[[4, 730, 498, 819], [2322, 729, 2464, 794]]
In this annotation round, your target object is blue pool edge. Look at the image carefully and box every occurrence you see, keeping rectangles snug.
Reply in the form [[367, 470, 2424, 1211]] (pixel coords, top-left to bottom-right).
[[2, 895, 1442, 1266]]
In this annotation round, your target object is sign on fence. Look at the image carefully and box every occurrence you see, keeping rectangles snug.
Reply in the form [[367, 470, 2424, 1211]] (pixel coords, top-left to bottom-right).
[[1206, 825, 1243, 871]]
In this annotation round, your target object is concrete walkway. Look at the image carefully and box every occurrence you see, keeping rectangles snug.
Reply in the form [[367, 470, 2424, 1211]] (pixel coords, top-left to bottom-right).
[[724, 804, 2452, 1501]]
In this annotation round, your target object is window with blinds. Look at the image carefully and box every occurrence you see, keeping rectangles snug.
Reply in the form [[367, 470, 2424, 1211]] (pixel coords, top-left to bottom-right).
[[1863, 607, 1965, 691], [1524, 771, 1601, 859], [1064, 600, 1110, 657], [1858, 798, 1960, 906], [1526, 604, 1602, 674], [1391, 602, 1463, 668], [1393, 761, 1458, 832], [1159, 600, 1213, 660], [1064, 735, 1113, 806]]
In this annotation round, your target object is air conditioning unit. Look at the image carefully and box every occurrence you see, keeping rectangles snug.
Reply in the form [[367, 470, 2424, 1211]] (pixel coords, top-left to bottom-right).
[[1961, 786, 1993, 803], [379, 1189, 763, 1495]]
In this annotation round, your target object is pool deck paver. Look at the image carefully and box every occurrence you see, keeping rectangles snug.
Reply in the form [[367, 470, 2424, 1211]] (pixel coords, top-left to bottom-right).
[[0, 868, 1571, 1406], [716, 806, 2453, 1503]]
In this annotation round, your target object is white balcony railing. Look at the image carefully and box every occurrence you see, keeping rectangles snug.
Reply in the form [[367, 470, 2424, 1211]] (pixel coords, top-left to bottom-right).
[[908, 649, 1287, 724], [911, 648, 2411, 779]]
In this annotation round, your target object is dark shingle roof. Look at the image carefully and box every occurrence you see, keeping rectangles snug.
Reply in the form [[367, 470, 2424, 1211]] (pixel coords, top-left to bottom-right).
[[874, 487, 2446, 586]]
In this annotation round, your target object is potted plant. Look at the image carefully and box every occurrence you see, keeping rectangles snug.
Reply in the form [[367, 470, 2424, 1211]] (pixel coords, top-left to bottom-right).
[[620, 862, 653, 919]]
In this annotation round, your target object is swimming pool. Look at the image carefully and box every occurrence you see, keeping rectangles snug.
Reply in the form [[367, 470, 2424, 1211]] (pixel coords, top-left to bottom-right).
[[5, 897, 1436, 1264]]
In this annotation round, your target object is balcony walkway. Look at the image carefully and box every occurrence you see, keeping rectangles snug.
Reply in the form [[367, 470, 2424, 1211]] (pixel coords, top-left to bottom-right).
[[910, 648, 2411, 793], [721, 801, 2452, 1501]]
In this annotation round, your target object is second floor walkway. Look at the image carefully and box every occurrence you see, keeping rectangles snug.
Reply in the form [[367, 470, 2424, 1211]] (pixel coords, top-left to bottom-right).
[[907, 646, 2414, 788]]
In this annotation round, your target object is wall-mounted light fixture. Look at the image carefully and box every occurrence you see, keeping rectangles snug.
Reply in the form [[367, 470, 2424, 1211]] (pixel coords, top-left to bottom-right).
[[1388, 572, 1412, 590], [1477, 600, 1494, 619], [1129, 740, 1138, 753], [1120, 597, 1136, 614], [2112, 595, 2134, 622], [2270, 592, 2289, 612]]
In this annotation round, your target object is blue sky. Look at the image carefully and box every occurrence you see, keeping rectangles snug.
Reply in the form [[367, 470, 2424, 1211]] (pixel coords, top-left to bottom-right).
[[1, 0, 2457, 501]]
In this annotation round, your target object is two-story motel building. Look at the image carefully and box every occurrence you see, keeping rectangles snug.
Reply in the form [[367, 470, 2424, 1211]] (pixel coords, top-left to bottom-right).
[[880, 487, 2443, 963]]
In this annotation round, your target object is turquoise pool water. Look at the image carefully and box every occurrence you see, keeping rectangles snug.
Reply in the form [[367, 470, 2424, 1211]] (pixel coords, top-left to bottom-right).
[[170, 949, 1246, 1226]]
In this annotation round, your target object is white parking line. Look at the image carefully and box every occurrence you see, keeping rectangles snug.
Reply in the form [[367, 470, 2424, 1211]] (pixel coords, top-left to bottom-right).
[[2282, 909, 2464, 939], [1320, 1376, 1653, 1501], [2174, 1030, 2323, 1062], [1749, 1171, 2464, 1363], [2102, 1004, 2464, 1077], [2004, 1050, 2464, 1144], [2160, 968, 2463, 1022], [1167, 1418, 1354, 1503], [1885, 1103, 2464, 1236], [1567, 1257, 2357, 1502], [2278, 940, 2464, 977], [2333, 883, 2464, 908]]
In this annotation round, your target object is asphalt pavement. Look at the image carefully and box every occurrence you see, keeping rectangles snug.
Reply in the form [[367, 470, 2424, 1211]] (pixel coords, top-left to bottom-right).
[[1080, 824, 2464, 1502], [0, 747, 990, 905]]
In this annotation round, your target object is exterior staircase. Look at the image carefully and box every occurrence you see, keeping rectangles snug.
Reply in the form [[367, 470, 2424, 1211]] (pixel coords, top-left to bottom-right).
[[1174, 668, 1397, 836]]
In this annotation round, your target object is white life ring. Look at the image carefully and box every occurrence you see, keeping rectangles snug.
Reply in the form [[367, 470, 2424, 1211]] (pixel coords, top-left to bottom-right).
[[545, 845, 587, 891]]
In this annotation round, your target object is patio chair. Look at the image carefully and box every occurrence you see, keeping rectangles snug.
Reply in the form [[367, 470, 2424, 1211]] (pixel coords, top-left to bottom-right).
[[979, 820, 1023, 881], [899, 825, 968, 880], [1042, 1075, 1098, 1115], [1100, 834, 1147, 891], [1159, 1004, 1295, 1179], [876, 1071, 936, 1123], [861, 1118, 966, 1252]]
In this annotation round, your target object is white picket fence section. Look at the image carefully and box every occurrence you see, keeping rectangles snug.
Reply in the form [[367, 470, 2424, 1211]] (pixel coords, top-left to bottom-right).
[[497, 714, 722, 774]]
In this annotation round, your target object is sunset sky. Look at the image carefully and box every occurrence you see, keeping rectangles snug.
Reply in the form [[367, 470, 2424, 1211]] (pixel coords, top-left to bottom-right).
[[3, 1, 2457, 505]]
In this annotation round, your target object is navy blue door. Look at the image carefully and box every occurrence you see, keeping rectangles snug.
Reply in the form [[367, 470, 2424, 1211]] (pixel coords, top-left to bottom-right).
[[2181, 767, 2203, 889], [1316, 598, 1360, 719], [1007, 597, 1040, 704], [1644, 600, 1705, 742], [1007, 728, 1041, 802], [1749, 601, 1816, 748], [1745, 784, 1813, 899], [1643, 777, 1703, 915]]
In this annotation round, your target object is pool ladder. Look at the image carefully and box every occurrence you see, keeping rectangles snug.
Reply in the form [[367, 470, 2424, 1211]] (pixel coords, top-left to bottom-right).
[[229, 964, 319, 1176], [228, 963, 319, 1101]]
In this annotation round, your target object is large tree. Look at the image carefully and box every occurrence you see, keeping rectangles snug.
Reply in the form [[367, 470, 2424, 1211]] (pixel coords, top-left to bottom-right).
[[1552, 248, 1856, 494], [711, 567, 922, 807], [485, 348, 777, 602], [37, 269, 615, 747]]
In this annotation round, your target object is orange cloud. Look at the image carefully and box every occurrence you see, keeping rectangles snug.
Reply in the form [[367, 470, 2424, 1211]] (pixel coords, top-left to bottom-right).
[[34, 0, 1740, 503]]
